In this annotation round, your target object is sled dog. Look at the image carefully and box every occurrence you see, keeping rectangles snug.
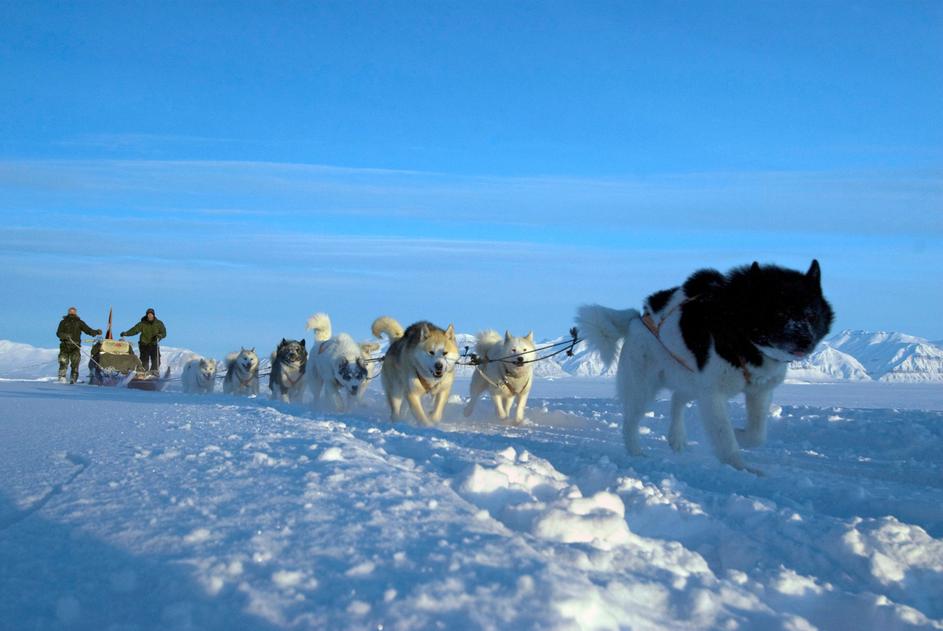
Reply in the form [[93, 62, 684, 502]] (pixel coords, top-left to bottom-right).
[[372, 316, 459, 424], [305, 313, 379, 412], [181, 357, 217, 394], [223, 347, 260, 396], [269, 339, 308, 403], [577, 260, 833, 472], [463, 330, 536, 423]]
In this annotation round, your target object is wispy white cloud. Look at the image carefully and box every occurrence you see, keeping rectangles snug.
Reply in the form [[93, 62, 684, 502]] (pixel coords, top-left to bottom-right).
[[1, 159, 940, 238]]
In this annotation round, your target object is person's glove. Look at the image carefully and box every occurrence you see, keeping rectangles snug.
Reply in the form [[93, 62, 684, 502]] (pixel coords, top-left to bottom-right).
[[95, 329, 102, 335], [154, 336, 161, 344], [119, 331, 127, 337]]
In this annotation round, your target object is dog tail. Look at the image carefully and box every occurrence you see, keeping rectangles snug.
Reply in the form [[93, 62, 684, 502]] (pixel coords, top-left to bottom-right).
[[576, 305, 640, 367], [371, 316, 405, 341], [475, 329, 502, 359], [224, 352, 239, 369], [306, 312, 332, 342]]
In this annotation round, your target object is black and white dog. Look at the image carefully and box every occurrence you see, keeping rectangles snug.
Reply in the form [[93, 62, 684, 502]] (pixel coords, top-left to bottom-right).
[[578, 260, 833, 472], [269, 339, 308, 403]]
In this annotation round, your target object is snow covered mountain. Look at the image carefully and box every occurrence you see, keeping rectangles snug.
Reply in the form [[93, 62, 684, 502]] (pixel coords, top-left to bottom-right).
[[824, 330, 943, 383], [787, 343, 872, 383], [3, 328, 942, 383]]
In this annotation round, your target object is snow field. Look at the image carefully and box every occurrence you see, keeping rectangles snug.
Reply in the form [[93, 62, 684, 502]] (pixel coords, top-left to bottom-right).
[[0, 380, 941, 630]]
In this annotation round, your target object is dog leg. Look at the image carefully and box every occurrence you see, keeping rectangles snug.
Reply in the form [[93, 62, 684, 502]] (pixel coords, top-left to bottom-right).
[[668, 393, 689, 453], [430, 391, 449, 423], [620, 394, 654, 457], [493, 394, 509, 420], [737, 388, 773, 448], [464, 373, 486, 417], [310, 374, 324, 410], [330, 385, 346, 413], [406, 392, 431, 425], [387, 390, 405, 422], [513, 383, 532, 424], [697, 393, 755, 472]]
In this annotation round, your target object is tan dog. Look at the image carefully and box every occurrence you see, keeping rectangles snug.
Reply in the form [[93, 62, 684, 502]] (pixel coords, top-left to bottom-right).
[[372, 317, 459, 424]]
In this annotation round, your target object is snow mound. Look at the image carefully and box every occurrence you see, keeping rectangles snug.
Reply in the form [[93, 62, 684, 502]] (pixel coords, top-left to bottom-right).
[[457, 447, 632, 550]]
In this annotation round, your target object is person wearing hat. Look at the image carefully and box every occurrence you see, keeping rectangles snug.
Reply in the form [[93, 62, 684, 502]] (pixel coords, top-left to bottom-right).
[[56, 306, 102, 383], [120, 308, 167, 373]]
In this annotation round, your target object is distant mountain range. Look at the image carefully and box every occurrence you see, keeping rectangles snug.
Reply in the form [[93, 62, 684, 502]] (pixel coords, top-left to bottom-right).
[[2, 329, 942, 383]]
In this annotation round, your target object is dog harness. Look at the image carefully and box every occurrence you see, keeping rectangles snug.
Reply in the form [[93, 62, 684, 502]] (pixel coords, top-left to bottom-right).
[[641, 296, 753, 385], [475, 360, 530, 396], [237, 373, 255, 390], [281, 370, 304, 390]]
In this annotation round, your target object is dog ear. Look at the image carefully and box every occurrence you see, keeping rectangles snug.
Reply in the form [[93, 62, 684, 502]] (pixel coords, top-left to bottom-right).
[[300, 339, 306, 347], [419, 323, 429, 341], [281, 338, 287, 346], [505, 330, 512, 343], [446, 323, 455, 340], [806, 259, 821, 285], [526, 331, 534, 342], [750, 261, 761, 275]]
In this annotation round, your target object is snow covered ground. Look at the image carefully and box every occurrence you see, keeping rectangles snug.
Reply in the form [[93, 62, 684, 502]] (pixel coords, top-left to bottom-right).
[[1, 376, 941, 630]]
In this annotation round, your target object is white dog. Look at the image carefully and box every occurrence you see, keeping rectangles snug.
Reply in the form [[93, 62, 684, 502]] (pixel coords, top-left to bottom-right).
[[464, 330, 536, 423], [223, 347, 260, 396], [181, 357, 217, 394], [305, 313, 379, 412]]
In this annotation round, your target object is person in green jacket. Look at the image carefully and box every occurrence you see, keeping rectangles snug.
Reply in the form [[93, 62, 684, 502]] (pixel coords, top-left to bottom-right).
[[56, 306, 102, 383], [121, 308, 167, 373]]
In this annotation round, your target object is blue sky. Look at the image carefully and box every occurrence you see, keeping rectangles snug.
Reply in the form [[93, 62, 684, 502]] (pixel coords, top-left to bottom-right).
[[1, 1, 941, 355]]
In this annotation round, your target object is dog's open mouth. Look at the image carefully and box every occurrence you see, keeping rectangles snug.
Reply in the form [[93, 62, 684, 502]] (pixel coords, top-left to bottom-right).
[[431, 369, 445, 379]]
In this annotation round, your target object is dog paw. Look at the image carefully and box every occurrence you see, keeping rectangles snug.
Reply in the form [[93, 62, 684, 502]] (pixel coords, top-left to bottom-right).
[[724, 457, 764, 476], [668, 432, 686, 453], [735, 429, 765, 448], [625, 445, 646, 457]]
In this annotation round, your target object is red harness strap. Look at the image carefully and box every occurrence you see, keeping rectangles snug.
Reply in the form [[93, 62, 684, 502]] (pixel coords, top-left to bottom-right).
[[641, 296, 753, 384]]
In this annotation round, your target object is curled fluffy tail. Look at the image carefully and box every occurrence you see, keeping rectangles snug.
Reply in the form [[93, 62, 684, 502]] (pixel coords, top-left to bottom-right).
[[371, 316, 404, 341], [576, 305, 640, 367], [224, 352, 239, 369], [475, 330, 502, 358], [306, 312, 332, 342]]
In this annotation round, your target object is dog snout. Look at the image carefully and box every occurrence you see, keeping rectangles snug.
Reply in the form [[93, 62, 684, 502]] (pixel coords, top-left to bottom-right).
[[350, 385, 359, 394], [434, 360, 444, 372], [795, 333, 815, 350]]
